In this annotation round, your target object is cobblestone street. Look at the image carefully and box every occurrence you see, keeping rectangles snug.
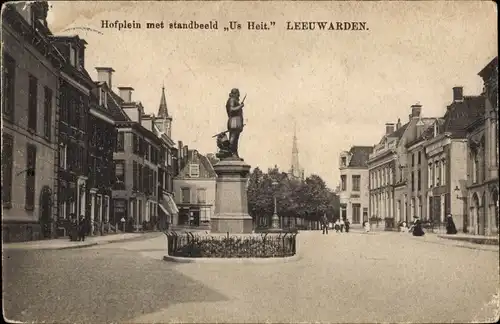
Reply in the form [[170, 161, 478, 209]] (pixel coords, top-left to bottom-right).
[[3, 231, 499, 323]]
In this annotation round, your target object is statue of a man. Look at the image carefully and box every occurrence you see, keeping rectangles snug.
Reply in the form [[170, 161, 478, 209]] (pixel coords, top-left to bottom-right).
[[226, 88, 245, 158]]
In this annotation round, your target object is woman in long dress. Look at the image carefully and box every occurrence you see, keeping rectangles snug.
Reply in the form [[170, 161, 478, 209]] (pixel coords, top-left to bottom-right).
[[445, 214, 458, 234], [412, 216, 425, 236]]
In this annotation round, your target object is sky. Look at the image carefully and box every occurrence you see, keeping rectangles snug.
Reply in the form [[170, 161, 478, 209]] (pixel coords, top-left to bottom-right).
[[45, 0, 497, 190]]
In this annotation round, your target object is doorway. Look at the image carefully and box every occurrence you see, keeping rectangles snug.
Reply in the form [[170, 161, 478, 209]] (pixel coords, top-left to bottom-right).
[[39, 186, 53, 239]]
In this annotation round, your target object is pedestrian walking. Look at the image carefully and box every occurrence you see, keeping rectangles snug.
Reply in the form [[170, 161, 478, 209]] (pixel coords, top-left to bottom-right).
[[69, 213, 78, 241], [78, 215, 88, 241], [445, 214, 458, 235], [321, 214, 329, 235], [334, 219, 341, 233], [344, 218, 350, 233], [411, 216, 425, 236]]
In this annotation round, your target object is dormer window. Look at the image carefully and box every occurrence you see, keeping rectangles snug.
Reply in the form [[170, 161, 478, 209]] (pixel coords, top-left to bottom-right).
[[189, 164, 200, 178], [341, 156, 347, 167], [99, 88, 108, 108], [69, 44, 77, 67]]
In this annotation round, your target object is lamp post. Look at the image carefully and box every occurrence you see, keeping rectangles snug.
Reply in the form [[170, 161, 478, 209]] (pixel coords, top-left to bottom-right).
[[271, 180, 281, 229], [454, 185, 468, 233]]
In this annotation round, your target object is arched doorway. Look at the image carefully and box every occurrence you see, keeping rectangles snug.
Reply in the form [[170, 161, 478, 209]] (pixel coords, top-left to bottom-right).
[[39, 186, 53, 239], [491, 188, 499, 235], [471, 193, 480, 235], [477, 193, 486, 236]]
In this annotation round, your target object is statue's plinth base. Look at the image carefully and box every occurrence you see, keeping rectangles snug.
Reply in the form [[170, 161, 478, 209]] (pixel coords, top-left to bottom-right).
[[211, 158, 253, 234]]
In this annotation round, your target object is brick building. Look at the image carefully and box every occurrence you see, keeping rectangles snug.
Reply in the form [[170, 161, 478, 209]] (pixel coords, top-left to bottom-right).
[[87, 79, 117, 234], [338, 146, 372, 226], [2, 2, 63, 242]]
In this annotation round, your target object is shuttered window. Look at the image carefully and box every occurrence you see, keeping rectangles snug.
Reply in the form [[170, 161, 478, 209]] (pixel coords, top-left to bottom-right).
[[2, 133, 14, 206], [28, 75, 38, 132], [25, 144, 37, 210]]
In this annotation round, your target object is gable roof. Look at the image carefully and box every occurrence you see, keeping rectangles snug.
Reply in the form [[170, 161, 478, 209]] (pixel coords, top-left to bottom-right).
[[441, 95, 485, 138], [178, 150, 217, 178], [106, 89, 131, 122], [348, 146, 374, 167]]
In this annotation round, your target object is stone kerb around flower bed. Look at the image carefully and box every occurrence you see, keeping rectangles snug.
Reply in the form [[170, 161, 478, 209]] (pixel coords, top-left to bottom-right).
[[163, 231, 299, 263]]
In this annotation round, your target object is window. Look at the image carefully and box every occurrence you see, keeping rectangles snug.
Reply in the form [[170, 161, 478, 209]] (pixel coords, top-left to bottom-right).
[[411, 172, 415, 192], [189, 164, 200, 177], [340, 175, 346, 191], [181, 188, 191, 203], [2, 133, 14, 206], [411, 153, 415, 167], [435, 161, 441, 186], [2, 52, 15, 120], [417, 170, 421, 191], [341, 156, 347, 167], [352, 175, 361, 191], [115, 160, 125, 186], [43, 87, 52, 140], [352, 203, 361, 224], [59, 201, 67, 220], [417, 151, 421, 165], [69, 44, 77, 67], [25, 144, 37, 210], [430, 163, 435, 187], [441, 159, 447, 185], [145, 143, 151, 161], [133, 162, 138, 191], [104, 196, 110, 222], [59, 143, 67, 169], [116, 132, 125, 152], [197, 188, 207, 204], [28, 74, 38, 132], [99, 88, 107, 108]]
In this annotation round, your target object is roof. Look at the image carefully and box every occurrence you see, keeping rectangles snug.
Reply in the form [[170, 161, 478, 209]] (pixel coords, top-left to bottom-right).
[[348, 146, 374, 167], [389, 123, 409, 139], [441, 96, 485, 138], [106, 89, 131, 121]]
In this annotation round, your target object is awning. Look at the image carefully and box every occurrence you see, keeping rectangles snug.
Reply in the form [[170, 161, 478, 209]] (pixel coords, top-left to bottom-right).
[[166, 195, 179, 214], [158, 203, 170, 216]]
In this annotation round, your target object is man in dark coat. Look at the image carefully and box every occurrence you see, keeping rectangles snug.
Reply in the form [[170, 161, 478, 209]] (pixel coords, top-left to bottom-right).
[[344, 218, 350, 233], [78, 215, 88, 241], [321, 214, 329, 235], [445, 214, 458, 234]]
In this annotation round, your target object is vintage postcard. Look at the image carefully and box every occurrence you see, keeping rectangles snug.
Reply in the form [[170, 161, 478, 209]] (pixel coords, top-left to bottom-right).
[[2, 0, 498, 323]]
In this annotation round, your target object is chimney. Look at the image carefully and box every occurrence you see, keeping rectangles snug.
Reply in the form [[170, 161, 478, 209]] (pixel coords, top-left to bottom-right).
[[118, 87, 134, 103], [410, 102, 422, 120], [95, 67, 114, 88], [396, 118, 402, 130], [453, 86, 464, 102], [178, 141, 183, 158], [385, 123, 396, 135]]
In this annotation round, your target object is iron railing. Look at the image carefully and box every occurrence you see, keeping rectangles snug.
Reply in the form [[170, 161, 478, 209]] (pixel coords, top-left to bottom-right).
[[164, 231, 297, 258]]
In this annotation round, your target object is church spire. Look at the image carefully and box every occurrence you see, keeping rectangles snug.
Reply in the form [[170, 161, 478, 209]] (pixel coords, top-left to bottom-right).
[[157, 85, 169, 118], [290, 122, 302, 180]]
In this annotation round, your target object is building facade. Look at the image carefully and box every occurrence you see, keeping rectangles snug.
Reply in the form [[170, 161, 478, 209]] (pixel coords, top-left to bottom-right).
[[100, 68, 162, 231], [338, 146, 373, 226], [153, 86, 178, 230], [52, 34, 96, 237], [173, 145, 216, 229], [465, 57, 499, 236], [2, 2, 63, 242], [88, 80, 117, 234]]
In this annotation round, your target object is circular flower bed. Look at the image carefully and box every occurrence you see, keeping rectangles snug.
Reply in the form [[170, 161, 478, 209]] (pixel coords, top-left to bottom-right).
[[166, 232, 297, 258]]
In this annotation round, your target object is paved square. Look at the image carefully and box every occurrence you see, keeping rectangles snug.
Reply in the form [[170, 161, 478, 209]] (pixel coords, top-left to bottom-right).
[[3, 231, 499, 323]]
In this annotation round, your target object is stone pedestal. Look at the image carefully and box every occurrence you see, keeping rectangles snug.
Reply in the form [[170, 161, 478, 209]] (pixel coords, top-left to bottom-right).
[[211, 158, 253, 234]]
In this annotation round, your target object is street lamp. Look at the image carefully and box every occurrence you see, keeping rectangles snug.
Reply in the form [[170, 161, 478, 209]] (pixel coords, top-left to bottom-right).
[[271, 180, 281, 229]]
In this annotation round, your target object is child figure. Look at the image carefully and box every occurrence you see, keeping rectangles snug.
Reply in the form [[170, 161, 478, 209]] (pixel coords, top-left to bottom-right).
[[363, 221, 371, 233], [400, 221, 408, 233]]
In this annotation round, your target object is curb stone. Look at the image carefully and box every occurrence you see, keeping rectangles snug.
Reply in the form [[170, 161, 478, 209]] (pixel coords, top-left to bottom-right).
[[163, 253, 301, 264]]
